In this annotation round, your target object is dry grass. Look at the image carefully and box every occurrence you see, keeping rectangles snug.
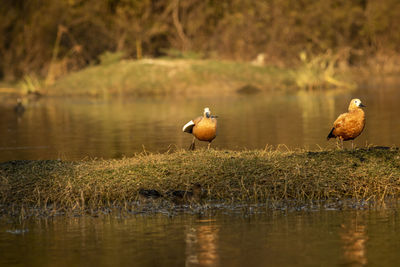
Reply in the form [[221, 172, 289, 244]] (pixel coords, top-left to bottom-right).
[[1, 148, 400, 217]]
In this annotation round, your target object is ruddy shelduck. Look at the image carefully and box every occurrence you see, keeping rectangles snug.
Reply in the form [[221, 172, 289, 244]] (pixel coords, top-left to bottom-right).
[[327, 98, 366, 148], [182, 107, 217, 150]]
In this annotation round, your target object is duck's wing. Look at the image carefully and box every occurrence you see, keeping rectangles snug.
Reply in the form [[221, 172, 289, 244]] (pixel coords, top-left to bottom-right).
[[333, 113, 347, 129], [327, 113, 347, 139], [327, 127, 335, 140], [182, 116, 202, 133], [183, 120, 195, 133]]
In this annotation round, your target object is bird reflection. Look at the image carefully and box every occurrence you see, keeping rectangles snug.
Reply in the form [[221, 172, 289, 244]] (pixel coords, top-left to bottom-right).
[[340, 218, 368, 266], [185, 220, 219, 266]]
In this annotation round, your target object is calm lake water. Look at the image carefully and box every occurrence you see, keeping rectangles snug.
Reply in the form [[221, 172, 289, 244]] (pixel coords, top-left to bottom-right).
[[2, 208, 400, 266], [1, 80, 400, 162], [2, 80, 400, 266]]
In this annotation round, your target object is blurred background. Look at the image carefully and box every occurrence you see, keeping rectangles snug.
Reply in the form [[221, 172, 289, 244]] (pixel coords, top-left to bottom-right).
[[2, 3, 400, 266], [1, 0, 400, 80], [1, 0, 400, 161]]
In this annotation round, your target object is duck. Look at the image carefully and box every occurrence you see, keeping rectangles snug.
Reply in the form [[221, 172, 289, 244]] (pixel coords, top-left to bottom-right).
[[14, 98, 25, 115], [327, 98, 366, 149], [167, 183, 204, 204], [138, 189, 163, 199], [182, 107, 218, 150]]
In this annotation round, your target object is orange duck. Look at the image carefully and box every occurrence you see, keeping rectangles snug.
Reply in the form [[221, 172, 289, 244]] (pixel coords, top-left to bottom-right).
[[182, 107, 217, 150], [327, 98, 366, 148]]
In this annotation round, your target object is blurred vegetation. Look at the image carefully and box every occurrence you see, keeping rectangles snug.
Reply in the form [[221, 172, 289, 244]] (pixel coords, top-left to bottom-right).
[[46, 59, 296, 96], [1, 0, 400, 84]]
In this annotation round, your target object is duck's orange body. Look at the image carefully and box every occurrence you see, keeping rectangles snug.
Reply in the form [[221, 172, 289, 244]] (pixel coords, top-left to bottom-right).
[[192, 116, 217, 142], [327, 99, 366, 141], [183, 107, 217, 150]]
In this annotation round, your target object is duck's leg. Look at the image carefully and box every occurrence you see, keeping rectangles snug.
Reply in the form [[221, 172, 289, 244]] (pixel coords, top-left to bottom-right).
[[189, 136, 196, 151], [351, 140, 355, 150], [335, 139, 341, 150], [207, 142, 211, 150], [336, 138, 344, 150]]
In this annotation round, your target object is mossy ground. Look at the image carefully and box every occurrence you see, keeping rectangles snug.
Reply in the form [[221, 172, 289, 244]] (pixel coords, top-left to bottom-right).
[[1, 147, 400, 217]]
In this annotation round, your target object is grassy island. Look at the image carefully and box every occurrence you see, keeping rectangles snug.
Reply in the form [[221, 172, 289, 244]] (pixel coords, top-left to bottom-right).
[[8, 57, 354, 98], [1, 147, 400, 217]]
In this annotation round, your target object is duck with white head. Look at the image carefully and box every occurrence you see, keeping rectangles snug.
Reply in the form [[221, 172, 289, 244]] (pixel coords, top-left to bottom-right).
[[183, 107, 218, 150], [327, 98, 366, 149]]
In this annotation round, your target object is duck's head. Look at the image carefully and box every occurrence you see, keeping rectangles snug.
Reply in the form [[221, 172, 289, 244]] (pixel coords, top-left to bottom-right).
[[349, 99, 366, 110], [204, 107, 211, 118]]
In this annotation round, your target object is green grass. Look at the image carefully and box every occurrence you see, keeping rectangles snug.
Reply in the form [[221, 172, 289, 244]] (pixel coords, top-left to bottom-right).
[[1, 148, 400, 217], [43, 58, 350, 97]]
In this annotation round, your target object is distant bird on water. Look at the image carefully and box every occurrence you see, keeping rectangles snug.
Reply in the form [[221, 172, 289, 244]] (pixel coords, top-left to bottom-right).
[[14, 98, 25, 115], [182, 107, 218, 150], [327, 98, 366, 149]]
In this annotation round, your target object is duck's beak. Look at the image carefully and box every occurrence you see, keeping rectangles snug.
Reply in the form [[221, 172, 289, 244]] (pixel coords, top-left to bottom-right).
[[360, 103, 366, 107], [205, 111, 211, 118]]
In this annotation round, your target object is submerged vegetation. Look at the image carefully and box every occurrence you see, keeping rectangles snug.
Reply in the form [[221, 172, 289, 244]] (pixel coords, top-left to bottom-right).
[[1, 148, 400, 217]]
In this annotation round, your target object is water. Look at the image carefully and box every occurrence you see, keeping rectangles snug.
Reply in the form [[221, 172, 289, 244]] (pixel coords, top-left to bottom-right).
[[2, 81, 400, 266], [1, 82, 400, 162], [1, 208, 400, 266]]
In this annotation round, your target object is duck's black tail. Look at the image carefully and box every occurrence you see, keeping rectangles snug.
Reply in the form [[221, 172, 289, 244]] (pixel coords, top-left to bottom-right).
[[327, 128, 335, 140]]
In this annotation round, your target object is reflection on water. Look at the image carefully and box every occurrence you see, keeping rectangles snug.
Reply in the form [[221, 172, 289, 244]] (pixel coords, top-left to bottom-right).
[[2, 83, 400, 161], [2, 209, 400, 266], [340, 215, 368, 266], [185, 220, 219, 266]]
